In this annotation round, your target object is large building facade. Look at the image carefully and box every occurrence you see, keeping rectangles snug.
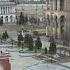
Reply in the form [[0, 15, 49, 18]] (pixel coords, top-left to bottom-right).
[[45, 0, 68, 39], [0, 0, 16, 23], [0, 0, 70, 40], [64, 0, 70, 42], [15, 1, 47, 22], [13, 0, 70, 39]]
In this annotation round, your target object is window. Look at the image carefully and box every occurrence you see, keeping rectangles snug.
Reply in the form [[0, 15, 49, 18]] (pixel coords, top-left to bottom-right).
[[6, 7, 7, 14], [54, 15, 58, 27], [1, 7, 2, 15], [3, 7, 5, 14], [60, 15, 65, 24], [5, 16, 8, 22], [10, 16, 13, 22], [8, 7, 10, 13], [47, 0, 50, 10], [49, 0, 53, 10], [60, 0, 64, 11], [55, 0, 57, 10], [1, 16, 3, 20], [60, 15, 65, 33], [47, 0, 49, 4]]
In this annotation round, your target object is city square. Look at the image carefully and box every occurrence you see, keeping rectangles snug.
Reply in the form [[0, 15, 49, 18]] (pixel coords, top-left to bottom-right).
[[0, 0, 70, 70]]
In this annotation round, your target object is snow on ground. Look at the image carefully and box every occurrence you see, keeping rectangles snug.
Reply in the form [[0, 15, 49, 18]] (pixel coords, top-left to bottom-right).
[[10, 52, 40, 70], [0, 47, 40, 70], [25, 63, 70, 70], [0, 45, 70, 70], [62, 62, 70, 68], [8, 31, 17, 41], [0, 47, 70, 70], [41, 39, 67, 49]]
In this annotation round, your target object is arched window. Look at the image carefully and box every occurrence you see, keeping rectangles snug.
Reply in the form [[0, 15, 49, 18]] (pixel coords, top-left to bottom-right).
[[5, 16, 8, 22], [55, 0, 57, 10], [6, 7, 7, 14], [60, 15, 65, 33], [60, 15, 65, 24], [1, 16, 3, 20], [10, 16, 13, 22], [54, 15, 58, 27], [54, 15, 58, 38]]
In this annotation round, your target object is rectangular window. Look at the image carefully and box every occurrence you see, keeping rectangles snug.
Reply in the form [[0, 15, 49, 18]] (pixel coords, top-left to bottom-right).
[[6, 7, 7, 14], [47, 0, 50, 10], [51, 0, 53, 10], [60, 0, 64, 11], [1, 7, 2, 15], [3, 7, 5, 14], [55, 0, 57, 10]]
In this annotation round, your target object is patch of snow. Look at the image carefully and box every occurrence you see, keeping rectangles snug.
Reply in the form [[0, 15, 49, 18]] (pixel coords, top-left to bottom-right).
[[25, 63, 70, 70], [62, 62, 70, 67], [53, 54, 60, 58]]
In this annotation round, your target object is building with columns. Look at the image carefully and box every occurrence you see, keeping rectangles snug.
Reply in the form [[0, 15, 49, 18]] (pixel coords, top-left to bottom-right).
[[64, 0, 70, 43], [45, 0, 67, 39], [14, 0, 69, 39], [15, 0, 47, 23], [0, 0, 16, 23]]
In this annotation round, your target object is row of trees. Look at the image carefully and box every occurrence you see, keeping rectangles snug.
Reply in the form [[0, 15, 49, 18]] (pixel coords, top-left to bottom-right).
[[0, 30, 57, 56], [17, 33, 42, 51], [17, 33, 57, 56]]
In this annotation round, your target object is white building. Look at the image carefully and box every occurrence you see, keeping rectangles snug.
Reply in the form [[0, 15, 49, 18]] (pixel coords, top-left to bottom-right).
[[15, 1, 47, 22], [45, 0, 67, 38], [0, 0, 16, 23]]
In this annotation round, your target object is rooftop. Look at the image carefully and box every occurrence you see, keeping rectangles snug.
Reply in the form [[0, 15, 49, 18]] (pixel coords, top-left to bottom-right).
[[21, 1, 46, 4], [12, 0, 47, 4], [0, 1, 16, 5]]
